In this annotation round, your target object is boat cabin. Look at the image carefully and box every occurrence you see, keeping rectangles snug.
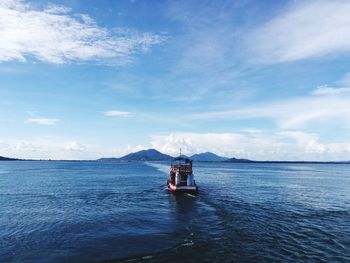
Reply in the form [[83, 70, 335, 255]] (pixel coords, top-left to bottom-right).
[[169, 157, 194, 186]]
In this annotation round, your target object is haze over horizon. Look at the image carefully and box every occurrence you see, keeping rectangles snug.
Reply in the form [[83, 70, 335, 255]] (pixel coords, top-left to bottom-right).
[[1, 0, 350, 161]]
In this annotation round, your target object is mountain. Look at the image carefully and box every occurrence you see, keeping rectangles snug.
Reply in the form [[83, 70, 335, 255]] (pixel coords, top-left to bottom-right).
[[190, 152, 228, 162], [0, 156, 18, 161], [225, 157, 254, 163], [118, 149, 173, 161]]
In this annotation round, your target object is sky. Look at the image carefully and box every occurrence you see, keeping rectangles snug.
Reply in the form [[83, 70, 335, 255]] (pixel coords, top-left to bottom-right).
[[1, 0, 350, 161]]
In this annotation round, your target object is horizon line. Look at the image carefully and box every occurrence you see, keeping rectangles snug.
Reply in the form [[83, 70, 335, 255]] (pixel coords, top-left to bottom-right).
[[1, 148, 349, 163]]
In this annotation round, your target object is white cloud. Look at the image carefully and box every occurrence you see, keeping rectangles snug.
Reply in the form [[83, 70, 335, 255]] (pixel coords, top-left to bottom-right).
[[312, 85, 350, 96], [26, 117, 59, 125], [0, 137, 147, 160], [66, 140, 87, 152], [104, 110, 132, 117], [0, 138, 91, 159], [276, 131, 325, 154], [150, 132, 350, 161], [247, 0, 350, 63], [0, 0, 163, 64]]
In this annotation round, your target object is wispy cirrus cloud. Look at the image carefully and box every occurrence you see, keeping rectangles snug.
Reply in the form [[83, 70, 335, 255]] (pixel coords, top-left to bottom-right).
[[190, 84, 350, 129], [157, 1, 250, 102], [26, 117, 59, 125], [0, 0, 164, 65], [104, 110, 132, 117], [168, 0, 238, 74], [312, 85, 350, 96], [247, 0, 350, 63]]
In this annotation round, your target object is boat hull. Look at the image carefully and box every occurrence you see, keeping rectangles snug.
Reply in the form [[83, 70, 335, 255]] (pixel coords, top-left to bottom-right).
[[167, 182, 198, 194]]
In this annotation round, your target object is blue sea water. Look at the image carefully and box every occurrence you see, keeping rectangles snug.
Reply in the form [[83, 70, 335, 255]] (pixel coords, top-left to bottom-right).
[[0, 161, 349, 262]]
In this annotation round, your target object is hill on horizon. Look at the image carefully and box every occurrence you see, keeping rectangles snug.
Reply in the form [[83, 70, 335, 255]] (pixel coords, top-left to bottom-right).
[[117, 149, 173, 161], [190, 152, 228, 162], [0, 156, 18, 161]]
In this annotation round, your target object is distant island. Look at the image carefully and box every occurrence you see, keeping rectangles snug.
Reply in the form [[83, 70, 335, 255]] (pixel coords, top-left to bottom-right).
[[96, 149, 350, 164], [0, 156, 18, 161], [1, 149, 349, 163], [98, 149, 173, 162]]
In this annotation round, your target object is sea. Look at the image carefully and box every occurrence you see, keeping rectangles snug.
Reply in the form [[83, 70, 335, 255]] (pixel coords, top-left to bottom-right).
[[0, 160, 349, 262]]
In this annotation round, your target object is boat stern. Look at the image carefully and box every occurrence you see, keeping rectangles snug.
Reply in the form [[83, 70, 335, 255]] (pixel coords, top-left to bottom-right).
[[167, 182, 198, 194]]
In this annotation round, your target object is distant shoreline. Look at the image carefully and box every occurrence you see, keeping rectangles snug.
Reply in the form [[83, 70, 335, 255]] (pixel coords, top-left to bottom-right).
[[0, 159, 349, 164]]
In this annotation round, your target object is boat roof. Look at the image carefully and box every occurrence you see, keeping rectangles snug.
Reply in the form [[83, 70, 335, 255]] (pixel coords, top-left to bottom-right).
[[172, 157, 192, 163]]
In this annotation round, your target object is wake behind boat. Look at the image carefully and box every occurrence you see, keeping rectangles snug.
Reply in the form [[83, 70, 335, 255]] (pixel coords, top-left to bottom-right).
[[167, 156, 198, 194]]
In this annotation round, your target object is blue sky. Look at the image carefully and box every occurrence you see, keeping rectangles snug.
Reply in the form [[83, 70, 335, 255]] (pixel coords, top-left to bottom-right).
[[1, 0, 350, 160]]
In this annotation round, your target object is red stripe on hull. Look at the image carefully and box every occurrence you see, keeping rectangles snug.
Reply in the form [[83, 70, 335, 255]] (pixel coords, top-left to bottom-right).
[[167, 182, 198, 194]]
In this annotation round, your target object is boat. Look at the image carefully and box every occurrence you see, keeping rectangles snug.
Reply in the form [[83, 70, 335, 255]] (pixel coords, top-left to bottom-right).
[[167, 156, 198, 194]]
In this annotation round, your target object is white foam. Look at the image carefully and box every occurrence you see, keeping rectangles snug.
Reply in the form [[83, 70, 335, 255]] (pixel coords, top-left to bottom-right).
[[145, 162, 169, 174], [185, 193, 197, 198]]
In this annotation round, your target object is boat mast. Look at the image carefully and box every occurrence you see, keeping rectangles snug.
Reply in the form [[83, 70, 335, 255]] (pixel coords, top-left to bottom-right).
[[180, 147, 182, 157]]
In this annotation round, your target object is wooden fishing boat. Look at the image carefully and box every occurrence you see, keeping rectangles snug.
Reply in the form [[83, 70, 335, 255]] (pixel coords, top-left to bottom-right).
[[167, 156, 198, 194]]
